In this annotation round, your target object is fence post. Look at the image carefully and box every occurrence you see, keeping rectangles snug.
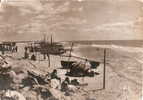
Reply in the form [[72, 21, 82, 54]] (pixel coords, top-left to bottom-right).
[[103, 49, 106, 89]]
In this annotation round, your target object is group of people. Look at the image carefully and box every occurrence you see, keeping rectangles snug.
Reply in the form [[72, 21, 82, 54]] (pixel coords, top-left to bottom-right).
[[24, 46, 49, 61], [47, 69, 80, 93], [24, 46, 37, 61], [0, 45, 18, 55]]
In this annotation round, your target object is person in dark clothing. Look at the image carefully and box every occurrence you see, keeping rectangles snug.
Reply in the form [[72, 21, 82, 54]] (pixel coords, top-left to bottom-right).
[[61, 77, 71, 92], [24, 51, 29, 59], [15, 46, 18, 52], [31, 54, 36, 61], [61, 80, 68, 92], [64, 77, 70, 84], [50, 69, 61, 82], [24, 47, 28, 51], [1, 45, 5, 55]]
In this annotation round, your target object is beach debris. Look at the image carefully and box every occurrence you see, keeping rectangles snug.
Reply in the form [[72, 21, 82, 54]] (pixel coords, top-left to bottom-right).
[[0, 55, 88, 100], [2, 90, 26, 100], [27, 70, 48, 85], [33, 84, 65, 100], [61, 77, 81, 95], [0, 56, 11, 74], [0, 73, 13, 90], [71, 79, 80, 86]]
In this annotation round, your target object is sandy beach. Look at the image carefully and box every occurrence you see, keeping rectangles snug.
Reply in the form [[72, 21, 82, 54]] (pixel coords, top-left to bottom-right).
[[0, 43, 142, 100]]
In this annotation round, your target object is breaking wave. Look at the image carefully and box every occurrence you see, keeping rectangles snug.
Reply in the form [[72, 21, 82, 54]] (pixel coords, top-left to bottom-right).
[[91, 44, 143, 53], [73, 44, 143, 64]]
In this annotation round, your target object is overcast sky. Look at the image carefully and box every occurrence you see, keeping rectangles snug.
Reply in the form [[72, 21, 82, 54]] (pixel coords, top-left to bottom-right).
[[0, 0, 142, 41]]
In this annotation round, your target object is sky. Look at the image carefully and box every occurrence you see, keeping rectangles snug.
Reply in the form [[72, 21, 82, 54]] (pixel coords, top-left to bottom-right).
[[0, 0, 143, 41]]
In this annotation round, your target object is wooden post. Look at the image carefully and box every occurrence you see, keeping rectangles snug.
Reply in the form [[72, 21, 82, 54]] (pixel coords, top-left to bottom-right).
[[67, 42, 74, 72], [68, 42, 74, 61], [47, 54, 50, 67], [103, 49, 106, 89]]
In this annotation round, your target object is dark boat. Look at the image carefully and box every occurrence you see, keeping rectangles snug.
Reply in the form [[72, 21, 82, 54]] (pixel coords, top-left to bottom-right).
[[61, 61, 76, 69], [61, 60, 100, 69]]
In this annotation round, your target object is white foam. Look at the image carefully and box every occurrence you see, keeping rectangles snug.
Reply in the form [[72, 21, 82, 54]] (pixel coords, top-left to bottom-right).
[[91, 44, 143, 53]]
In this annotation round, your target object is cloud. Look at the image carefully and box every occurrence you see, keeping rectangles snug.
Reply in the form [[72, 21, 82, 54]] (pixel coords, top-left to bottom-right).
[[96, 22, 134, 30], [0, 0, 142, 41], [81, 21, 135, 32], [136, 0, 143, 3], [79, 20, 143, 40]]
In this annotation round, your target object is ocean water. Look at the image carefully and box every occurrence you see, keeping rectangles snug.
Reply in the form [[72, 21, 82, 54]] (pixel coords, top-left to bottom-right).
[[72, 42, 143, 63], [70, 40, 143, 47]]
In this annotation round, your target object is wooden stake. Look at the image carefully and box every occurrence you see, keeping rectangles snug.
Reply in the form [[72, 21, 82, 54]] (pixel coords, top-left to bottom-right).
[[103, 49, 106, 89], [47, 54, 50, 67]]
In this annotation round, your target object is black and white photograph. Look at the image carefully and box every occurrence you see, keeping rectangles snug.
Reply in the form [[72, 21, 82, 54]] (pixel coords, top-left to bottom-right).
[[0, 0, 142, 100]]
